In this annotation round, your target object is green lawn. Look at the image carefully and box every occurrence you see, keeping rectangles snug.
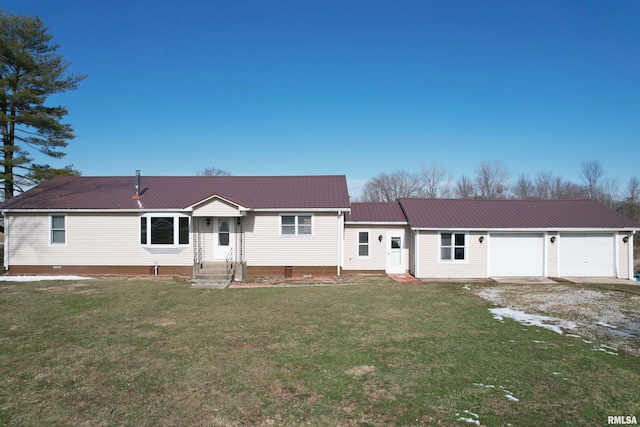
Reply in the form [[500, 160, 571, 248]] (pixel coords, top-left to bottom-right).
[[0, 276, 638, 426]]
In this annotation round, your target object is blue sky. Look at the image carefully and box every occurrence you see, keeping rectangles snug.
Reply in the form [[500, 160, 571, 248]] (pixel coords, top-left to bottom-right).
[[4, 0, 639, 196]]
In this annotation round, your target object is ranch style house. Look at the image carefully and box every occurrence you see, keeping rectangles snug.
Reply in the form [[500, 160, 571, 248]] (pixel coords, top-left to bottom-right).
[[1, 173, 638, 282]]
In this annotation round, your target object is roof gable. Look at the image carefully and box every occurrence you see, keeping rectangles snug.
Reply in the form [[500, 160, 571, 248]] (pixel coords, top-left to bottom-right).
[[0, 175, 351, 211], [398, 198, 640, 229]]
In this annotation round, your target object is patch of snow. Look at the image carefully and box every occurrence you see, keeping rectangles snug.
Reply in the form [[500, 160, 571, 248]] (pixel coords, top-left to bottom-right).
[[489, 307, 577, 335], [505, 394, 519, 402], [595, 321, 618, 329], [456, 410, 480, 425], [462, 284, 471, 290], [591, 344, 618, 356], [0, 276, 93, 282], [457, 417, 480, 425], [473, 383, 495, 389], [462, 410, 479, 419]]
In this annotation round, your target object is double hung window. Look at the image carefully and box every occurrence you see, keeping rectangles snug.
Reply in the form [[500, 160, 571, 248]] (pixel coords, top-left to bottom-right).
[[51, 215, 66, 244], [440, 232, 466, 261], [281, 215, 312, 236], [358, 231, 369, 257]]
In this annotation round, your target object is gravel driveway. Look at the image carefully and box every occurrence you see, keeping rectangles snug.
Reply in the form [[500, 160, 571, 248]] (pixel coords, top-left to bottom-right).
[[475, 282, 640, 356]]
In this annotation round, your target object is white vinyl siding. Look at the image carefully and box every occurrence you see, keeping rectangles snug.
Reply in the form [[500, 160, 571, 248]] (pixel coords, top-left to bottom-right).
[[415, 230, 487, 278], [547, 233, 559, 277], [192, 199, 242, 217], [7, 213, 193, 267], [618, 232, 631, 279], [244, 212, 339, 266], [343, 226, 410, 272]]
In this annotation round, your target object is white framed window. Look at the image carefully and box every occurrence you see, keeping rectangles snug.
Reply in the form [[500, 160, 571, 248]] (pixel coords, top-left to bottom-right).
[[50, 215, 66, 244], [440, 232, 466, 261], [281, 214, 313, 236], [140, 214, 190, 246], [358, 231, 369, 257]]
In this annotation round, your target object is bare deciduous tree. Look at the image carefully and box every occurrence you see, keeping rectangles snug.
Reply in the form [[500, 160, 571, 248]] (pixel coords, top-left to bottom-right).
[[198, 167, 231, 176], [618, 177, 639, 221], [580, 160, 606, 200], [511, 174, 535, 199], [421, 164, 453, 198], [455, 175, 476, 199], [534, 171, 554, 199], [360, 170, 425, 202], [551, 177, 586, 199], [475, 161, 510, 199]]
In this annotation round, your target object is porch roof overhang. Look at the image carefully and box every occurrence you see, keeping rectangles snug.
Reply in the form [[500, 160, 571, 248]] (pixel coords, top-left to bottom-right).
[[186, 194, 250, 217]]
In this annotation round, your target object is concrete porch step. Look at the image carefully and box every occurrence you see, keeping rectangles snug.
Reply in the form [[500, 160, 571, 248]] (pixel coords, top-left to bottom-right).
[[194, 262, 233, 285], [191, 280, 230, 289]]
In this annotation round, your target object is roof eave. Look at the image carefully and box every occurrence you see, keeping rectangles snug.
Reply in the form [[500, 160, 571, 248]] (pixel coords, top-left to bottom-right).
[[410, 226, 640, 232]]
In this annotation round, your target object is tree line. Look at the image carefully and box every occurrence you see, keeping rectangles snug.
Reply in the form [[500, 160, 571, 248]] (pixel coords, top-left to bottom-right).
[[359, 160, 640, 222]]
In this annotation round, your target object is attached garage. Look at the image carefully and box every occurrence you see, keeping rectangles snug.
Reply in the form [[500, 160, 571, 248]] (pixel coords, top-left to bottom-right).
[[489, 233, 544, 277], [559, 233, 615, 277]]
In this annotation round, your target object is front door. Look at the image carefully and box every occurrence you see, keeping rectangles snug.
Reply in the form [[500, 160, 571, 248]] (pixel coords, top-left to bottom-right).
[[214, 218, 233, 260], [386, 234, 404, 274]]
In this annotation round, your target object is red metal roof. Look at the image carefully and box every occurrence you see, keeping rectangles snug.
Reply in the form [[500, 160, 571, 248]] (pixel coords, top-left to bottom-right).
[[0, 175, 351, 210], [346, 202, 407, 223], [398, 198, 640, 229]]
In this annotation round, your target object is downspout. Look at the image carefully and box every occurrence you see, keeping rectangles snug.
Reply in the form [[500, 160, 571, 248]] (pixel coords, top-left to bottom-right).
[[337, 211, 343, 276], [414, 230, 419, 278], [3, 211, 8, 271], [628, 230, 636, 280]]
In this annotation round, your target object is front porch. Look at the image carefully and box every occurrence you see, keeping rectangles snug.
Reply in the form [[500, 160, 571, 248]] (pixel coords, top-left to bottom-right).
[[192, 260, 247, 288]]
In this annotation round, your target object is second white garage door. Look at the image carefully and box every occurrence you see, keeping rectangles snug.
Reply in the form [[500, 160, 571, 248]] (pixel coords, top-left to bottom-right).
[[489, 233, 544, 277], [559, 233, 614, 277]]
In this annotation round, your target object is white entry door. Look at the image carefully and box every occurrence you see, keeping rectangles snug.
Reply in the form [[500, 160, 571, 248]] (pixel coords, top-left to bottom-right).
[[386, 234, 404, 274], [214, 218, 234, 260]]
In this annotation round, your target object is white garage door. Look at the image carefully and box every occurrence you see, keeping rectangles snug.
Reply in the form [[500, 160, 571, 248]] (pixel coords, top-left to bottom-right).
[[559, 233, 614, 277], [489, 233, 545, 276]]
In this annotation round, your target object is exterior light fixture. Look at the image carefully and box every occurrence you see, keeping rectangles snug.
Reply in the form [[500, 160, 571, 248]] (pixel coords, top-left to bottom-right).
[[378, 235, 383, 242], [479, 236, 484, 243], [206, 218, 211, 226], [623, 236, 629, 243], [550, 236, 556, 243]]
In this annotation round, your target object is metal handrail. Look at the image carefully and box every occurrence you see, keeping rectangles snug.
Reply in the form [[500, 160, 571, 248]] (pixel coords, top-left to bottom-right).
[[225, 248, 234, 282]]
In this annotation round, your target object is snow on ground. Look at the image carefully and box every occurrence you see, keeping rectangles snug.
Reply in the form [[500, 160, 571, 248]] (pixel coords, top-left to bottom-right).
[[489, 307, 577, 335], [477, 284, 640, 356], [0, 276, 93, 282]]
